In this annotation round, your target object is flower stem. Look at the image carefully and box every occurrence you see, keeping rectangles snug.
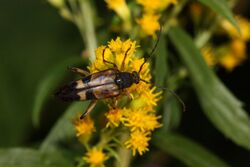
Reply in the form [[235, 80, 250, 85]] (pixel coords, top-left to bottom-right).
[[115, 132, 131, 167], [79, 0, 97, 62]]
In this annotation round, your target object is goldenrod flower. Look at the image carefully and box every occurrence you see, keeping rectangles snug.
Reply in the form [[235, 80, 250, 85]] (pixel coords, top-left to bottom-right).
[[230, 39, 246, 59], [221, 15, 250, 41], [83, 147, 108, 167], [137, 0, 177, 12], [89, 37, 137, 72], [201, 46, 217, 66], [105, 108, 124, 128], [105, 0, 131, 22], [137, 13, 161, 37], [123, 109, 162, 132], [87, 37, 162, 156], [218, 39, 246, 71], [219, 53, 240, 71], [125, 130, 151, 156], [73, 115, 95, 142]]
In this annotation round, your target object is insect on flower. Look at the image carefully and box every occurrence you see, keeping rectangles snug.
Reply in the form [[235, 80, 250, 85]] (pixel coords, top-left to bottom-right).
[[55, 27, 185, 119]]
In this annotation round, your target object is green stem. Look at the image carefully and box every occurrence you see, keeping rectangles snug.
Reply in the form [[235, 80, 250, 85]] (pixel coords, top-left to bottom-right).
[[115, 132, 131, 167], [79, 0, 97, 62]]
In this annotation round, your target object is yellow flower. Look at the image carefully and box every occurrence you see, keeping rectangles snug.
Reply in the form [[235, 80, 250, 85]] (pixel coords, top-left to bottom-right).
[[88, 37, 162, 156], [105, 108, 124, 128], [219, 53, 240, 71], [73, 115, 95, 142], [130, 86, 161, 111], [105, 0, 131, 21], [218, 39, 246, 71], [230, 39, 246, 59], [137, 13, 161, 37], [125, 130, 151, 156], [221, 15, 250, 41], [83, 147, 108, 167], [137, 0, 177, 12], [89, 37, 137, 72], [123, 109, 162, 132], [201, 46, 217, 66]]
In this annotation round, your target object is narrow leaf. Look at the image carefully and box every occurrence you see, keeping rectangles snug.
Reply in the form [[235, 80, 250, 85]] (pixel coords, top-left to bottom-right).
[[154, 37, 168, 87], [153, 132, 229, 167], [32, 57, 82, 126], [0, 148, 73, 167], [163, 97, 182, 131], [169, 27, 250, 150], [197, 0, 240, 32], [40, 102, 88, 152]]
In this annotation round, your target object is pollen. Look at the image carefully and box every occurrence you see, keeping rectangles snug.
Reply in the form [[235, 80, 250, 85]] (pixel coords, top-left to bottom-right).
[[137, 13, 161, 37], [125, 130, 151, 156], [83, 147, 107, 167]]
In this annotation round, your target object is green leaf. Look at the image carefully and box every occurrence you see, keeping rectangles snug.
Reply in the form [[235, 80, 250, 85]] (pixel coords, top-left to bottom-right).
[[40, 102, 88, 152], [154, 37, 168, 87], [0, 148, 73, 167], [153, 132, 229, 167], [162, 97, 182, 131], [197, 0, 240, 32], [169, 27, 250, 150], [32, 57, 83, 126]]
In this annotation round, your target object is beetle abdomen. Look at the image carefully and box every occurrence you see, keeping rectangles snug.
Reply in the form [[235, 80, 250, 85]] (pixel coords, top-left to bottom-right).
[[55, 82, 80, 101]]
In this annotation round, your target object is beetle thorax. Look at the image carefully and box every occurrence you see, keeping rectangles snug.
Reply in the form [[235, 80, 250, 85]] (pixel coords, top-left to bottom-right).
[[115, 72, 139, 89]]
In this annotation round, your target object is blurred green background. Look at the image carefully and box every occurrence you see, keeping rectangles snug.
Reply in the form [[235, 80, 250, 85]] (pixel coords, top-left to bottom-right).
[[0, 0, 249, 166]]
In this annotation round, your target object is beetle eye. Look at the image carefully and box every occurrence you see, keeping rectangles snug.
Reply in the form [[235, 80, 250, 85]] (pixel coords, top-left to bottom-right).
[[116, 78, 122, 83]]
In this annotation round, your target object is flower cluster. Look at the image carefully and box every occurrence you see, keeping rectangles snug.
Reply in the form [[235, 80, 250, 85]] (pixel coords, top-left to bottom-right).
[[200, 15, 250, 71], [136, 0, 177, 37], [189, 3, 249, 71], [105, 0, 177, 37], [73, 37, 162, 166]]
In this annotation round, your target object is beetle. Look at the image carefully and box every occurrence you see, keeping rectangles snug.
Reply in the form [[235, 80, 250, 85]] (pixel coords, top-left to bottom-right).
[[55, 43, 150, 119], [55, 27, 185, 119]]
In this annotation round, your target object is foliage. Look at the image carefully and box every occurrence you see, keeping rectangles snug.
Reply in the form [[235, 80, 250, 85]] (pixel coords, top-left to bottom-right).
[[0, 0, 249, 166]]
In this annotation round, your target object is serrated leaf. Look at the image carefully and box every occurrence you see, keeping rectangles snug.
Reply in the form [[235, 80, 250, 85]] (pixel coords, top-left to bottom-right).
[[0, 148, 73, 167], [197, 0, 240, 33], [40, 102, 88, 152], [153, 132, 229, 167], [169, 27, 250, 150], [32, 57, 83, 126]]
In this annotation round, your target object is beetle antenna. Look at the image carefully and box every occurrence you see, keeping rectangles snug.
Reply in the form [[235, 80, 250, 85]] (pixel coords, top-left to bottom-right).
[[138, 25, 162, 74], [140, 78, 186, 112]]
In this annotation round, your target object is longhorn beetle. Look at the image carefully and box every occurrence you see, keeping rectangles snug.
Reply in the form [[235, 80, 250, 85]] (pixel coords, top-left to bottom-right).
[[55, 27, 185, 119]]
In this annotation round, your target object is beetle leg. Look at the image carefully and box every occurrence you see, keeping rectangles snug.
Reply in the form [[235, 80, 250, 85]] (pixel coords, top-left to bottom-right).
[[102, 46, 117, 69], [80, 100, 97, 119], [121, 44, 132, 71], [68, 67, 89, 77], [123, 90, 133, 101], [110, 98, 118, 109]]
